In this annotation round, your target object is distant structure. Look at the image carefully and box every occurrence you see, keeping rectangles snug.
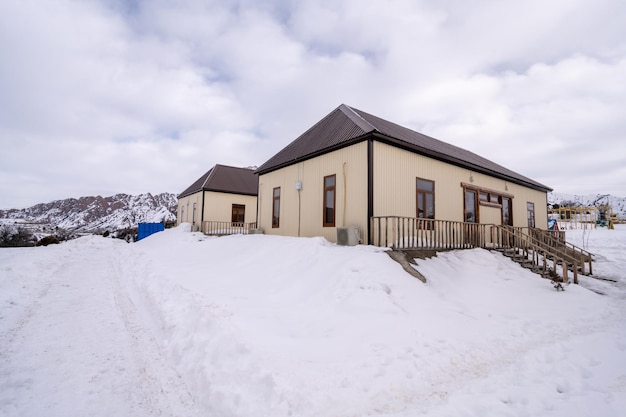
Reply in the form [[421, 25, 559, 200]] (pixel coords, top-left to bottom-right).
[[176, 164, 258, 234], [548, 204, 616, 230]]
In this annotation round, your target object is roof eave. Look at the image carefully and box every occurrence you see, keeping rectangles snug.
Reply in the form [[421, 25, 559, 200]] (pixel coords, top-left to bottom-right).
[[256, 133, 372, 175]]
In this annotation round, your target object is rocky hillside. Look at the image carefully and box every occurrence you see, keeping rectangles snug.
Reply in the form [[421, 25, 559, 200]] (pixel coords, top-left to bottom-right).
[[0, 193, 177, 233]]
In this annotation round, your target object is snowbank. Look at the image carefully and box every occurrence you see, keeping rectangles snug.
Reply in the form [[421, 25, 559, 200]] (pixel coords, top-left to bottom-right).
[[1, 224, 625, 416]]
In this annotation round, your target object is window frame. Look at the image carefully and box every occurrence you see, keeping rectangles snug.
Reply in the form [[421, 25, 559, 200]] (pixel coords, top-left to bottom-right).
[[527, 202, 536, 228], [501, 196, 513, 226], [416, 177, 435, 229], [464, 188, 479, 223], [231, 204, 245, 225], [323, 174, 336, 227], [272, 187, 280, 228]]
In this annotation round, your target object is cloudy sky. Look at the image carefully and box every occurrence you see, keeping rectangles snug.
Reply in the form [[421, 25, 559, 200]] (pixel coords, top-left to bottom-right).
[[1, 0, 625, 209]]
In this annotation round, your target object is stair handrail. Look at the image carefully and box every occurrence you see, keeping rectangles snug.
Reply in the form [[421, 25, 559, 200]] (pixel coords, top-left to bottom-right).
[[496, 226, 582, 264], [494, 225, 581, 283], [530, 230, 594, 275]]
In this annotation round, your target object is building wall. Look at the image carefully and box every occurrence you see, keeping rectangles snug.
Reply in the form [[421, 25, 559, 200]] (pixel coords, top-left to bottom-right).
[[177, 192, 203, 226], [177, 191, 258, 226], [258, 142, 369, 242], [201, 191, 258, 224], [373, 142, 548, 229], [257, 140, 549, 244]]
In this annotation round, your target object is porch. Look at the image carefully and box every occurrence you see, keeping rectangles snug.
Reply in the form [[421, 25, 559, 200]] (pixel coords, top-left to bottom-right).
[[370, 216, 593, 285]]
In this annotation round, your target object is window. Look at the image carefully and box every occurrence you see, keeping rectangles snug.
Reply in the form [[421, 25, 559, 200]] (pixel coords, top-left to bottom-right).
[[465, 189, 478, 223], [478, 191, 501, 206], [527, 202, 535, 228], [272, 187, 280, 228], [464, 184, 514, 226], [192, 202, 197, 225], [323, 175, 336, 227], [502, 197, 513, 226], [181, 206, 186, 223], [416, 178, 435, 228], [231, 204, 245, 225]]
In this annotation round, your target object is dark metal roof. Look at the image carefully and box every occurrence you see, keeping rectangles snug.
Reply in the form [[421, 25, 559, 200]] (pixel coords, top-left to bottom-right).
[[256, 104, 551, 192], [256, 105, 371, 174], [178, 164, 258, 198]]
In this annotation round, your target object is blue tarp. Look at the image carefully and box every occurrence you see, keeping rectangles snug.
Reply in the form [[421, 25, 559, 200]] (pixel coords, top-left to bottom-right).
[[137, 222, 165, 241]]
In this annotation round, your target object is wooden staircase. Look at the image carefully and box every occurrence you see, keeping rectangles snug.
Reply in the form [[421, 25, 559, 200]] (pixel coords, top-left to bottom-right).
[[369, 216, 594, 285], [492, 226, 594, 284]]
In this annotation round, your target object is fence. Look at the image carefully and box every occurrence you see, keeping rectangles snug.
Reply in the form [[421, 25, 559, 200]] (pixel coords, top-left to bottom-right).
[[137, 222, 165, 241], [201, 221, 258, 236], [370, 216, 494, 250]]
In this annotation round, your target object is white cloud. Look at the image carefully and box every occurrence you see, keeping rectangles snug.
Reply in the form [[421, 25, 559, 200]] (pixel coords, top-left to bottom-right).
[[1, 0, 625, 208]]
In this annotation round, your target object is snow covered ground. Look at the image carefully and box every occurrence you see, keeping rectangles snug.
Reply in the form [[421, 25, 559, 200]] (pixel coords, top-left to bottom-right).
[[1, 224, 625, 417]]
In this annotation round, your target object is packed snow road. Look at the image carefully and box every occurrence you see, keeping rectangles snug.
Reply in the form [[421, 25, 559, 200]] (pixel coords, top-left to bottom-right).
[[0, 238, 198, 417]]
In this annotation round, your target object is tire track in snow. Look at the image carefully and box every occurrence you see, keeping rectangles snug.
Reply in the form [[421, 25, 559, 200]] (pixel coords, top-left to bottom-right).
[[105, 241, 200, 416], [0, 237, 200, 417]]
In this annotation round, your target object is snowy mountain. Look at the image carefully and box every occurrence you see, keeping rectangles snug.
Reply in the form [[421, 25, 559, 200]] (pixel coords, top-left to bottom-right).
[[0, 193, 177, 233], [548, 192, 626, 219]]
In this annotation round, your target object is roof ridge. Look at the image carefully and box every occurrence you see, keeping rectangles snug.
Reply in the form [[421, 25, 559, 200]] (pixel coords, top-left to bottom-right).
[[201, 165, 217, 189], [339, 104, 378, 133]]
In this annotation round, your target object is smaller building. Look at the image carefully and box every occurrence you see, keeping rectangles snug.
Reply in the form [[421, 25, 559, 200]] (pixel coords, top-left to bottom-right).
[[177, 164, 258, 233]]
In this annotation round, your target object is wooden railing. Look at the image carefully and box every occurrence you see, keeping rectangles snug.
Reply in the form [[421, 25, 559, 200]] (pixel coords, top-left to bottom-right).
[[528, 228, 593, 275], [201, 221, 258, 236], [370, 216, 494, 249], [492, 226, 583, 284], [370, 216, 593, 284]]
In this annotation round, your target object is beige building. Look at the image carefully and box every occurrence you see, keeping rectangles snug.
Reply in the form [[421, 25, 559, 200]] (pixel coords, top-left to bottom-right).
[[177, 164, 258, 233], [255, 104, 551, 245]]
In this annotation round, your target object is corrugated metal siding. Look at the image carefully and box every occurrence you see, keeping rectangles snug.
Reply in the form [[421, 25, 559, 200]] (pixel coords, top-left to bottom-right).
[[204, 165, 258, 195], [353, 106, 551, 192], [137, 223, 165, 241], [373, 142, 549, 229], [257, 107, 369, 173], [178, 165, 257, 199], [373, 142, 463, 221], [509, 186, 549, 229], [177, 193, 203, 226], [480, 206, 502, 225], [258, 142, 369, 242], [202, 191, 258, 223]]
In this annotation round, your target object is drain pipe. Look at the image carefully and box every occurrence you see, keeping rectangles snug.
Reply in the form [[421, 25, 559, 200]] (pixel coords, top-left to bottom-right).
[[296, 180, 302, 237]]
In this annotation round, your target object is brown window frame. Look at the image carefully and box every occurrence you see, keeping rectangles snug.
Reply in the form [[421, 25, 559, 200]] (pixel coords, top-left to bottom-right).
[[272, 187, 280, 228], [416, 178, 435, 229], [527, 202, 535, 228], [323, 175, 336, 227], [231, 204, 245, 225], [464, 188, 479, 223], [501, 196, 513, 226]]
